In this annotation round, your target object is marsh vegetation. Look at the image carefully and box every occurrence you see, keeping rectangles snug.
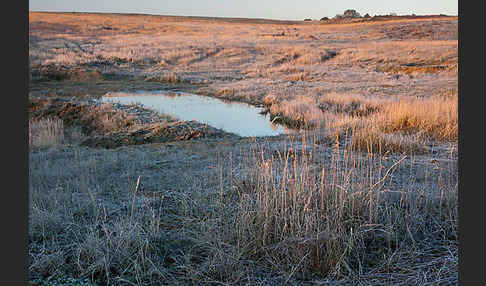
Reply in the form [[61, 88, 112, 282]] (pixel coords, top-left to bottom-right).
[[29, 12, 458, 285]]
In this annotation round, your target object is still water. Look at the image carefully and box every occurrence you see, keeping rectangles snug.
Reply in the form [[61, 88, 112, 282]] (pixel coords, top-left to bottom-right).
[[102, 91, 290, 137]]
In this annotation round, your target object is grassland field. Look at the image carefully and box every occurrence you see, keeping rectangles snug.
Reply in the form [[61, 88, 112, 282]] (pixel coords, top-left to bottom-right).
[[28, 12, 458, 285]]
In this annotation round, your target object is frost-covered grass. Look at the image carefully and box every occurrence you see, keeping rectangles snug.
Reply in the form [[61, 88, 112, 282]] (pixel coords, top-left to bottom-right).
[[28, 128, 458, 285]]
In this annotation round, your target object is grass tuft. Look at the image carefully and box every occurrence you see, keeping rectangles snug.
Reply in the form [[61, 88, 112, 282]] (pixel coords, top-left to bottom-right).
[[29, 117, 64, 149]]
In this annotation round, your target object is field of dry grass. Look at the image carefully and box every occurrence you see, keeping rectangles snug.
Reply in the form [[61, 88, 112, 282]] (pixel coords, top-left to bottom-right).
[[29, 12, 457, 101], [28, 12, 458, 285], [29, 11, 457, 150]]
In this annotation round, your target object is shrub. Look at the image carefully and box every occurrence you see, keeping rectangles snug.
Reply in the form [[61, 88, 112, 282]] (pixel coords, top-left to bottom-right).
[[343, 9, 361, 18]]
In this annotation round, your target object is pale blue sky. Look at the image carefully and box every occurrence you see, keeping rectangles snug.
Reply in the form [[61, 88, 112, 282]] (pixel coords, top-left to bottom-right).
[[29, 0, 458, 21]]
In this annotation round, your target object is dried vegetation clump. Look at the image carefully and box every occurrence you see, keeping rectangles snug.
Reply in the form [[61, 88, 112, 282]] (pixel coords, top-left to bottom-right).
[[318, 92, 382, 117], [29, 117, 65, 149], [378, 94, 458, 141], [29, 97, 137, 136], [144, 71, 186, 84], [350, 93, 457, 153], [234, 137, 457, 281]]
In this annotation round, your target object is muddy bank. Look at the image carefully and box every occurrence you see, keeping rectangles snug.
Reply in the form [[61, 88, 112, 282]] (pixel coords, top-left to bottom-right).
[[29, 68, 207, 99], [29, 96, 239, 149]]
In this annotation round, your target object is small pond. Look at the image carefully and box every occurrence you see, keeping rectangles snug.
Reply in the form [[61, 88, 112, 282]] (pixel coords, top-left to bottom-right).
[[102, 91, 291, 137]]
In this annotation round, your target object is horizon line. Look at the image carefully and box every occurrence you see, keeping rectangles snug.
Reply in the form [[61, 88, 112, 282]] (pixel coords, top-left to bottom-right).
[[29, 10, 458, 22]]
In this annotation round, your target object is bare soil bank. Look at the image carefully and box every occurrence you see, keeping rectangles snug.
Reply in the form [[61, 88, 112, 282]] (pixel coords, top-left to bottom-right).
[[29, 96, 240, 149]]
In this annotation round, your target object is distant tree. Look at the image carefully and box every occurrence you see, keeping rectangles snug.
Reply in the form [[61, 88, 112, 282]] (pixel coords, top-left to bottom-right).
[[343, 9, 361, 18], [363, 13, 371, 18], [304, 18, 313, 21], [320, 17, 329, 21]]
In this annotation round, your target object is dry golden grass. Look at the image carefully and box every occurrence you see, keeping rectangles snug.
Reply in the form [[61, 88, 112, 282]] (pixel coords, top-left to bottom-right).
[[337, 40, 458, 72], [30, 12, 457, 138], [379, 94, 458, 141], [267, 95, 322, 128], [29, 11, 457, 156], [318, 92, 384, 116], [144, 71, 185, 84], [29, 12, 457, 74], [285, 71, 313, 82], [349, 93, 457, 153], [262, 89, 457, 154]]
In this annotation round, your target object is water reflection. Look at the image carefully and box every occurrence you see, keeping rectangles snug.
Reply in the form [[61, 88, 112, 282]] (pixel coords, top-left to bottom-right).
[[102, 91, 291, 137]]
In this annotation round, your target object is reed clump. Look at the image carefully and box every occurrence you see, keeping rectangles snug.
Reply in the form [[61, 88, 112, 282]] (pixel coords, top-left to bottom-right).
[[377, 93, 458, 141], [233, 134, 457, 280], [350, 93, 457, 153], [29, 117, 64, 149]]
